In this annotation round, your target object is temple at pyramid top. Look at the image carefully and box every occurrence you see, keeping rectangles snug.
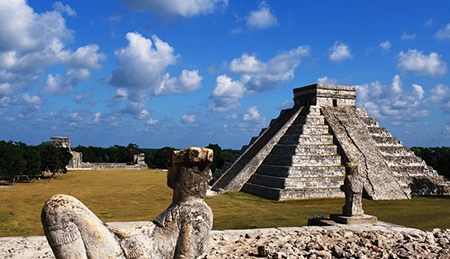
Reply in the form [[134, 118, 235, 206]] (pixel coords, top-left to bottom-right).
[[293, 83, 356, 107], [210, 84, 450, 200]]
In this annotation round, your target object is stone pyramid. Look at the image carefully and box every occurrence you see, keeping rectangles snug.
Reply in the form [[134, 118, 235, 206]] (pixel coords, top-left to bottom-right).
[[210, 84, 450, 200]]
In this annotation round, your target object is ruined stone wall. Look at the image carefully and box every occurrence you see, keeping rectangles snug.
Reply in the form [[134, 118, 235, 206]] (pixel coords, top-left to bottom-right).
[[67, 161, 146, 170]]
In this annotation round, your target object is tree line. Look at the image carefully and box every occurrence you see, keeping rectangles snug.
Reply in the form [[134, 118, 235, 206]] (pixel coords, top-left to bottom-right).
[[0, 141, 72, 184], [4, 139, 447, 185], [64, 145, 450, 180], [411, 146, 450, 180], [0, 141, 238, 185], [72, 143, 237, 171]]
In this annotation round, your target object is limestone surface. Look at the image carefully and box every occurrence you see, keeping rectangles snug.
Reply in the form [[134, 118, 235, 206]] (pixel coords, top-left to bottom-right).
[[2, 223, 450, 259]]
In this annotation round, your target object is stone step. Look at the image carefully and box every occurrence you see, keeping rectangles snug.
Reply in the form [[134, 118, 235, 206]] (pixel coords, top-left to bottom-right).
[[241, 183, 344, 200], [371, 136, 403, 146], [231, 153, 241, 161], [356, 108, 369, 117], [308, 105, 322, 115], [263, 154, 342, 166], [249, 137, 258, 145], [409, 176, 450, 196], [286, 125, 330, 135], [367, 127, 392, 137], [294, 115, 326, 125], [388, 165, 438, 177], [248, 174, 345, 189], [279, 134, 334, 145], [359, 117, 379, 127], [377, 146, 417, 157], [256, 165, 345, 178], [383, 156, 426, 167], [259, 128, 268, 135], [270, 145, 338, 156], [240, 145, 249, 152]]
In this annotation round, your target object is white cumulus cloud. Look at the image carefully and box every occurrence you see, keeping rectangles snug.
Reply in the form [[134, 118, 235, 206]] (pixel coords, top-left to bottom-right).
[[435, 24, 450, 40], [317, 76, 338, 85], [146, 118, 159, 125], [397, 49, 447, 78], [328, 41, 353, 62], [246, 1, 278, 29], [119, 0, 228, 17], [41, 69, 90, 95], [155, 70, 203, 95], [208, 46, 309, 112], [379, 40, 391, 53], [243, 106, 261, 121], [181, 113, 197, 123], [426, 84, 450, 113], [212, 75, 246, 99], [230, 53, 266, 73], [356, 75, 428, 125], [52, 2, 76, 16], [109, 32, 202, 96], [242, 106, 267, 127], [0, 0, 105, 101], [400, 31, 416, 40]]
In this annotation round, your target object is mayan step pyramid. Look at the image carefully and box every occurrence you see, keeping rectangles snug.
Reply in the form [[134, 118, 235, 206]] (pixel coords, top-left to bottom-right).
[[210, 84, 450, 200]]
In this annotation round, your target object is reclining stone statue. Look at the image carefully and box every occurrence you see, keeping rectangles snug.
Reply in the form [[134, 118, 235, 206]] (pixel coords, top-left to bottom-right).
[[41, 147, 214, 259]]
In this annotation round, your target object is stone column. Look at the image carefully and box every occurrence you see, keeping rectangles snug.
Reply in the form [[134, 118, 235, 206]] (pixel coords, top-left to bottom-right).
[[341, 162, 364, 216], [331, 162, 377, 224]]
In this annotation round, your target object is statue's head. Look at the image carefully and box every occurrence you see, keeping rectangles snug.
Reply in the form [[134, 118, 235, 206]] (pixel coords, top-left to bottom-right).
[[167, 147, 213, 202]]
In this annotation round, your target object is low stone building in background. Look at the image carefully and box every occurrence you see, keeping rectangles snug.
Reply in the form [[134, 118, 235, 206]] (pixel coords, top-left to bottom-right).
[[210, 84, 450, 200], [50, 137, 148, 170]]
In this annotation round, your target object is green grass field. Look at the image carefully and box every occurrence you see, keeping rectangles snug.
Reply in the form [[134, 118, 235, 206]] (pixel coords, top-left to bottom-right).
[[1, 169, 449, 237]]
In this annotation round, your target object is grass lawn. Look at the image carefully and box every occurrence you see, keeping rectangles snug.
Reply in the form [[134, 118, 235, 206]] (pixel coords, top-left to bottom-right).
[[1, 169, 449, 237]]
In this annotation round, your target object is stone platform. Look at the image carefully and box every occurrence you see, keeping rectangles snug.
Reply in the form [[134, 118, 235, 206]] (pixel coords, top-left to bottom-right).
[[2, 221, 449, 258], [330, 214, 378, 225]]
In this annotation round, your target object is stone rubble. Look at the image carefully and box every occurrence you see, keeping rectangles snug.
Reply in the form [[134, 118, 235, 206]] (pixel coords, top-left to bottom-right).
[[3, 223, 449, 258], [202, 224, 450, 259]]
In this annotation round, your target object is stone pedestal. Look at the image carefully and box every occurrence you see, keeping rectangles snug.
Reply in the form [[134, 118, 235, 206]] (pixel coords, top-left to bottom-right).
[[330, 214, 377, 225]]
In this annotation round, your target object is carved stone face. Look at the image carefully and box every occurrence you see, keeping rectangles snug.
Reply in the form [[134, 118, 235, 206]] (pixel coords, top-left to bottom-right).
[[166, 147, 213, 202]]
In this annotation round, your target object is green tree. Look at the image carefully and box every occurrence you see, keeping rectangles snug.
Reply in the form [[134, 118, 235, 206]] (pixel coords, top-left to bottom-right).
[[205, 143, 238, 171], [21, 144, 42, 179], [153, 147, 175, 169], [38, 142, 72, 176], [411, 146, 450, 180], [126, 143, 140, 163], [206, 143, 222, 171], [142, 149, 156, 168], [0, 141, 26, 184]]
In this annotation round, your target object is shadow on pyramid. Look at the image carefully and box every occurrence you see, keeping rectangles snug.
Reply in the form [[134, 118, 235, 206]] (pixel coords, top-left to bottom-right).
[[210, 84, 450, 200]]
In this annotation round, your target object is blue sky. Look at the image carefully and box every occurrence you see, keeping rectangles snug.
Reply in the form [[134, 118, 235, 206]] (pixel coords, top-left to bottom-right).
[[1, 0, 450, 149]]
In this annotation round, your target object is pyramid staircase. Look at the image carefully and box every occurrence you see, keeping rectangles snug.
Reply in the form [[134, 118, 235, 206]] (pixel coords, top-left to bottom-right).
[[210, 84, 450, 200], [239, 106, 345, 200], [357, 109, 450, 196], [210, 106, 304, 192]]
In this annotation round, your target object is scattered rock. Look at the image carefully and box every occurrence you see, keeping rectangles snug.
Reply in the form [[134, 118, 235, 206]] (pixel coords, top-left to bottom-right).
[[2, 224, 450, 258]]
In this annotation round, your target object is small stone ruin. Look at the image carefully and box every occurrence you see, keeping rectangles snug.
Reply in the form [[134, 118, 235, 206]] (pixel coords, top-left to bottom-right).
[[50, 137, 148, 170], [211, 83, 450, 200]]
